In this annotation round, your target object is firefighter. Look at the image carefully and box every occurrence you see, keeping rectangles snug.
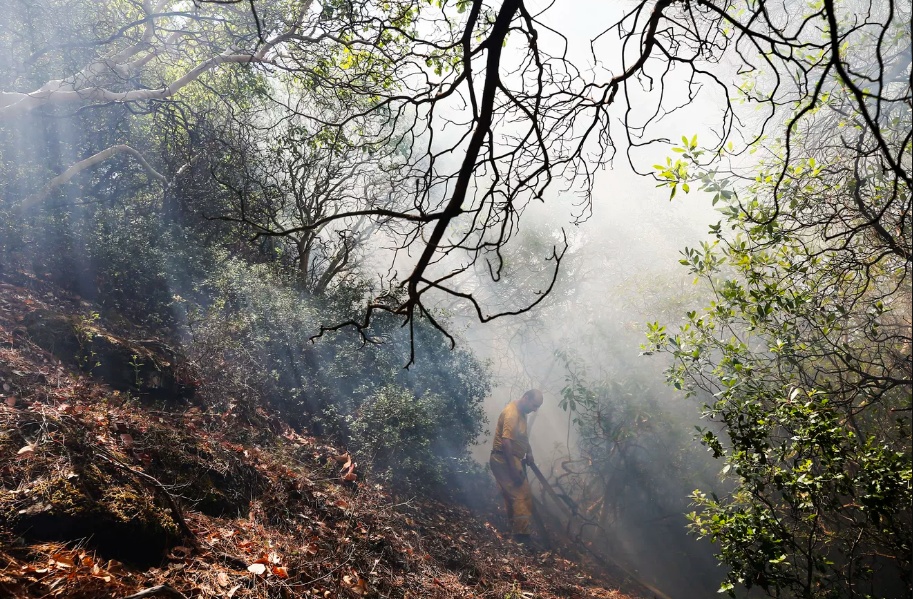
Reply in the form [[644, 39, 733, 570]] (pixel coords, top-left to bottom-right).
[[489, 389, 543, 544]]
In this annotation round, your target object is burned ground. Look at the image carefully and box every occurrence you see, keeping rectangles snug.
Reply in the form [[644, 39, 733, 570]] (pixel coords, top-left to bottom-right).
[[0, 275, 648, 599]]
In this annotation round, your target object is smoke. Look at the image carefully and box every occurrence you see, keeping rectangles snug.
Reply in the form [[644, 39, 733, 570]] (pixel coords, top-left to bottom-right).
[[425, 15, 735, 579], [447, 161, 725, 597], [395, 4, 743, 593]]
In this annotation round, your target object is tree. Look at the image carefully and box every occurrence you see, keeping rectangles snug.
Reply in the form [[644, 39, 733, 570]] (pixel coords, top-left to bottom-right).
[[200, 0, 911, 365], [4, 0, 908, 359], [645, 62, 911, 594], [206, 104, 412, 294], [635, 3, 911, 594], [0, 0, 412, 302], [0, 0, 312, 118], [1, 0, 299, 203]]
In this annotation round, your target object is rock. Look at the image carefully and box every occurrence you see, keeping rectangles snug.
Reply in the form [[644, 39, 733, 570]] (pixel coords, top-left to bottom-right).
[[1, 474, 180, 567], [23, 309, 194, 398]]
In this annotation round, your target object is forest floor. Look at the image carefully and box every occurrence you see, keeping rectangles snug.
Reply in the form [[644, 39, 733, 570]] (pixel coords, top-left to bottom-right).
[[0, 273, 650, 599]]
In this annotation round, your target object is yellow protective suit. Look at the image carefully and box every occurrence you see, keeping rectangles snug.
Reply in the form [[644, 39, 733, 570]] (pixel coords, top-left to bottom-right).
[[489, 401, 533, 535]]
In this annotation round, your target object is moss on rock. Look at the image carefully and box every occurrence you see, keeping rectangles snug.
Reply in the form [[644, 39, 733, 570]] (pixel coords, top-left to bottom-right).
[[1, 470, 180, 566]]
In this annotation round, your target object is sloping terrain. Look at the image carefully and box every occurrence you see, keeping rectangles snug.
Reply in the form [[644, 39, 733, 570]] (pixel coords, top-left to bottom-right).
[[0, 274, 648, 599]]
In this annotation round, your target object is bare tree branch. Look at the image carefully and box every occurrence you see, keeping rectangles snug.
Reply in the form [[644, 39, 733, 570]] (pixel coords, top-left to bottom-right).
[[19, 144, 166, 211]]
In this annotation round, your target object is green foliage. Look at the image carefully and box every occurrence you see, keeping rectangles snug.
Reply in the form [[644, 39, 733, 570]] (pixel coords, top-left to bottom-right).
[[653, 135, 702, 199], [689, 391, 911, 596], [349, 385, 452, 491], [556, 351, 716, 529], [649, 126, 912, 596], [502, 581, 529, 599], [73, 312, 102, 373], [185, 254, 489, 494]]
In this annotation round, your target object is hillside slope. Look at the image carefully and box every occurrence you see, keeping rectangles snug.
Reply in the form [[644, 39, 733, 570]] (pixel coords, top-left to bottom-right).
[[0, 274, 648, 599]]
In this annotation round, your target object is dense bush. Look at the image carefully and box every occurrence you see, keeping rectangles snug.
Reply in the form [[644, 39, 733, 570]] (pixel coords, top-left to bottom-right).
[[647, 132, 912, 597], [183, 253, 489, 493], [349, 385, 454, 491]]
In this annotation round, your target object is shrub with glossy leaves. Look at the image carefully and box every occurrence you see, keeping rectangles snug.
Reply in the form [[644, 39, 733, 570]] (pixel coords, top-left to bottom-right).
[[349, 385, 455, 492]]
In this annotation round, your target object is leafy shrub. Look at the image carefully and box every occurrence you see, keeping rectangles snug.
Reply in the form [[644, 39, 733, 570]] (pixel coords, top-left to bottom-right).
[[184, 254, 490, 494], [349, 385, 450, 491]]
